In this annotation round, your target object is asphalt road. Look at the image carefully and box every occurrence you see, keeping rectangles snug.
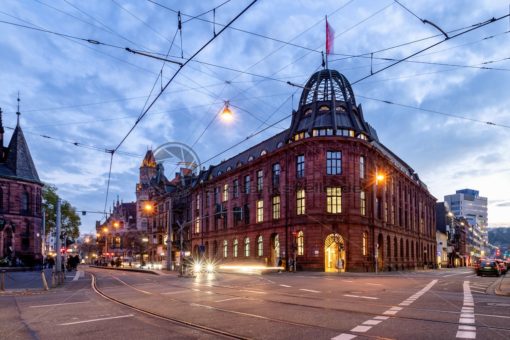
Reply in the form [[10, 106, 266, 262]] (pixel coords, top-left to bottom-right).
[[1, 267, 509, 339]]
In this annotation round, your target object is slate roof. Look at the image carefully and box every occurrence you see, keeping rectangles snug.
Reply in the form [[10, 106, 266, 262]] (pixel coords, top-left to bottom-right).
[[0, 124, 41, 184]]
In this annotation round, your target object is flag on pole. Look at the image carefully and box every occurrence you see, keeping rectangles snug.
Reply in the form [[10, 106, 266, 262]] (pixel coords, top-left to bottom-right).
[[326, 18, 335, 55]]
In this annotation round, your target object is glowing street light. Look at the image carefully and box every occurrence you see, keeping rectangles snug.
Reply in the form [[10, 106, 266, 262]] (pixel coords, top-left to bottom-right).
[[375, 173, 385, 184], [113, 221, 120, 228], [221, 101, 233, 122], [144, 202, 154, 213]]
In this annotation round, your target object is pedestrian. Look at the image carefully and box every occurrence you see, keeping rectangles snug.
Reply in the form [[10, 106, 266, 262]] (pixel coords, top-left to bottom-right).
[[277, 257, 282, 273]]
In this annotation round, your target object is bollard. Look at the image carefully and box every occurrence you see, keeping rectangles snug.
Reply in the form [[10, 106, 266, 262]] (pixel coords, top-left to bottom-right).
[[1, 270, 5, 291], [41, 271, 49, 291]]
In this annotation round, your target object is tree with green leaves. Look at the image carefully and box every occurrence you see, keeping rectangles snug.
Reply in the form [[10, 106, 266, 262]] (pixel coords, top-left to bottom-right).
[[42, 185, 81, 245]]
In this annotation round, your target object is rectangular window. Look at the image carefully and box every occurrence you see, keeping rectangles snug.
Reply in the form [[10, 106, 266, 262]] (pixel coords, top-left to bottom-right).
[[196, 195, 200, 210], [222, 184, 229, 202], [233, 207, 242, 226], [272, 196, 280, 220], [244, 204, 250, 224], [257, 170, 263, 192], [360, 190, 366, 216], [360, 156, 365, 179], [223, 208, 228, 229], [233, 179, 239, 198], [362, 232, 367, 256], [272, 163, 280, 187], [194, 216, 200, 234], [244, 175, 251, 194], [296, 155, 305, 178], [214, 187, 220, 204], [296, 189, 305, 215], [205, 191, 210, 208], [256, 200, 264, 223], [326, 151, 342, 175], [326, 187, 342, 213]]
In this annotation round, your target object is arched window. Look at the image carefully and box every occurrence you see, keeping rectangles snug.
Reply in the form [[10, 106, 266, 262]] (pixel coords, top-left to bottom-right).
[[297, 231, 304, 256], [21, 191, 29, 213], [244, 237, 250, 257], [411, 240, 414, 259], [362, 232, 368, 256], [213, 240, 218, 256], [394, 237, 398, 258], [223, 240, 228, 258], [386, 235, 391, 259], [400, 238, 404, 258], [406, 239, 409, 259], [233, 239, 238, 257], [257, 236, 263, 256]]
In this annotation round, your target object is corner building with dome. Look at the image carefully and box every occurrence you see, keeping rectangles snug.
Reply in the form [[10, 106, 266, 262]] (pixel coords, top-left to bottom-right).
[[191, 69, 437, 272]]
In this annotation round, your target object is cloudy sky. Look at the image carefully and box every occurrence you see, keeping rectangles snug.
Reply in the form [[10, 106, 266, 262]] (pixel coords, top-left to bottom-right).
[[1, 0, 509, 234]]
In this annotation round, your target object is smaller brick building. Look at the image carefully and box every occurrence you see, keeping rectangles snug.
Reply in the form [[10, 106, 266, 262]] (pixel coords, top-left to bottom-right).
[[0, 107, 44, 265]]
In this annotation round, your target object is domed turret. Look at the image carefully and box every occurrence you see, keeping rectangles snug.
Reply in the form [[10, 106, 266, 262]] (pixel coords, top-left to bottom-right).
[[288, 69, 378, 141]]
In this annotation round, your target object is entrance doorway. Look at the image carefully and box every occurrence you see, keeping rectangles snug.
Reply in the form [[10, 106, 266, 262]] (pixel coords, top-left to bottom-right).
[[377, 233, 384, 271], [270, 233, 280, 266], [324, 233, 346, 272]]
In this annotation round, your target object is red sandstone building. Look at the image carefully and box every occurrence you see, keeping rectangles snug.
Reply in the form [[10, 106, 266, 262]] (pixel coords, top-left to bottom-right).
[[0, 108, 44, 265], [190, 69, 437, 272]]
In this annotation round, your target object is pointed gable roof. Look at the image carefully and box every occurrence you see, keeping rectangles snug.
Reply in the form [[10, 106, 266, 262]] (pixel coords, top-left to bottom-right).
[[141, 149, 157, 168], [3, 125, 41, 183]]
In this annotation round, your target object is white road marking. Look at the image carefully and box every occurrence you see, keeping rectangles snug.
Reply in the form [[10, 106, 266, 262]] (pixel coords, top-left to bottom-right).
[[331, 334, 357, 340], [215, 297, 243, 303], [343, 294, 378, 300], [240, 289, 266, 294], [279, 284, 292, 288], [58, 314, 134, 326], [334, 280, 438, 340], [30, 301, 89, 308], [456, 280, 476, 339], [110, 276, 152, 295], [300, 288, 320, 293], [351, 325, 371, 333], [72, 271, 83, 281], [161, 290, 190, 295]]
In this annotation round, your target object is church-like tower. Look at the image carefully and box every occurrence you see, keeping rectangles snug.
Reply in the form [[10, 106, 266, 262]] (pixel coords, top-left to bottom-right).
[[135, 150, 157, 231]]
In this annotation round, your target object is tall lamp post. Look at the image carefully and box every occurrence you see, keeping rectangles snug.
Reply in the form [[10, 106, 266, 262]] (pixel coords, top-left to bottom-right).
[[373, 171, 385, 274]]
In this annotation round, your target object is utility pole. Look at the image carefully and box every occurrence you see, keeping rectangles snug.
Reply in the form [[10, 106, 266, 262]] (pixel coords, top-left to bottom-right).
[[166, 199, 173, 271], [55, 198, 62, 275], [42, 207, 46, 256], [176, 220, 185, 276]]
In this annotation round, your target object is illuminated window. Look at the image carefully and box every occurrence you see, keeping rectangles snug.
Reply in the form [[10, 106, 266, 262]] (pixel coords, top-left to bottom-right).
[[244, 237, 250, 257], [360, 191, 366, 216], [223, 240, 228, 258], [362, 232, 368, 256], [196, 195, 200, 210], [223, 184, 229, 202], [257, 170, 263, 191], [194, 216, 200, 234], [296, 189, 305, 215], [296, 155, 305, 178], [256, 200, 264, 223], [272, 196, 280, 220], [360, 156, 365, 179], [297, 231, 304, 256], [257, 236, 263, 256], [233, 239, 238, 257], [326, 187, 342, 213], [326, 151, 341, 175]]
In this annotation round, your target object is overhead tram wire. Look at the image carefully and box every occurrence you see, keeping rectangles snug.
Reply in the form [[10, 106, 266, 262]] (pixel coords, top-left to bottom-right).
[[350, 13, 510, 86], [355, 95, 510, 129]]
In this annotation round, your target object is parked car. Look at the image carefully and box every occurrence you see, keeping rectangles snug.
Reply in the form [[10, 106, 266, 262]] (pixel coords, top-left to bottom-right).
[[476, 259, 501, 277], [495, 259, 507, 275]]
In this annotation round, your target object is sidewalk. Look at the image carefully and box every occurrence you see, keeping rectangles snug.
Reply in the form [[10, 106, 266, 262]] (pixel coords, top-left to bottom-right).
[[495, 273, 510, 297], [0, 268, 53, 294]]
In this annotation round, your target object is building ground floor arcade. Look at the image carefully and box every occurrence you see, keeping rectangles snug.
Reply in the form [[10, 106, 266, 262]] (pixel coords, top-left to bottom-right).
[[192, 223, 436, 272]]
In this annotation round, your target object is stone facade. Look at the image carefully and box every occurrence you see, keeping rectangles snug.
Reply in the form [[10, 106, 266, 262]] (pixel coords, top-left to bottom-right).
[[0, 108, 44, 265], [189, 69, 437, 272]]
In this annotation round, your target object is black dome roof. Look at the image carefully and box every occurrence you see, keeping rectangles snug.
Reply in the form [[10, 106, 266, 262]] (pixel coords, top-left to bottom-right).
[[288, 69, 378, 141]]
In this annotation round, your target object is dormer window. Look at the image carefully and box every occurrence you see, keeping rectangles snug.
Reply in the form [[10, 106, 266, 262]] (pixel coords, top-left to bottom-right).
[[226, 166, 232, 172], [248, 155, 254, 162], [336, 106, 346, 112], [276, 141, 284, 148], [260, 150, 267, 156], [304, 108, 312, 116], [237, 161, 243, 168]]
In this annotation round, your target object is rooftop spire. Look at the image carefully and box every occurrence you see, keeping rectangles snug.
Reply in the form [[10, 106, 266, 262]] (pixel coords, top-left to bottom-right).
[[0, 107, 4, 133], [16, 92, 20, 126]]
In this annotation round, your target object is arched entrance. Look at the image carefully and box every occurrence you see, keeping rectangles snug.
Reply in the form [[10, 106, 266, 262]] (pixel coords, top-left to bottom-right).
[[324, 233, 346, 272], [270, 234, 280, 266]]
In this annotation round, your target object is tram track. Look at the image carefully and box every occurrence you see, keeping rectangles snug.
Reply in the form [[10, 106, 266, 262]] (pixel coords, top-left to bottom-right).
[[91, 269, 510, 335]]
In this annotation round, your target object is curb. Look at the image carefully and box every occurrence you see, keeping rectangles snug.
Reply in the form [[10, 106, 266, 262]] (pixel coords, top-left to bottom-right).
[[0, 289, 54, 297], [89, 265, 160, 275]]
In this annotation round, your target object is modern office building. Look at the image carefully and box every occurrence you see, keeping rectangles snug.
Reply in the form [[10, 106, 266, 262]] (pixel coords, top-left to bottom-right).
[[445, 189, 488, 259]]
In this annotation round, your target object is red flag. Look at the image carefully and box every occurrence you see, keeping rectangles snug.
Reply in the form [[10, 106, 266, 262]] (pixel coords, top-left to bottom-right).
[[326, 19, 335, 55]]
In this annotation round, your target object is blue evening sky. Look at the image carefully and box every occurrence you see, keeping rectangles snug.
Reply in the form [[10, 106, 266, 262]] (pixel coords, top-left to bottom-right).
[[0, 0, 509, 234]]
